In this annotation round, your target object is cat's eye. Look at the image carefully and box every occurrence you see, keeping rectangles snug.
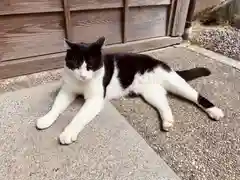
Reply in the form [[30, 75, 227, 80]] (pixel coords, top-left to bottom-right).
[[87, 65, 93, 70]]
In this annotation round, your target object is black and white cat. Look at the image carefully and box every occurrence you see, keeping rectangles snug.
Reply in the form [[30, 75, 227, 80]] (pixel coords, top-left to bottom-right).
[[36, 37, 224, 145]]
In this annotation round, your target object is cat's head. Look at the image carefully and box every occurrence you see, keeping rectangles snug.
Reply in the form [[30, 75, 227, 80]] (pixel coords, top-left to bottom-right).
[[64, 37, 105, 81]]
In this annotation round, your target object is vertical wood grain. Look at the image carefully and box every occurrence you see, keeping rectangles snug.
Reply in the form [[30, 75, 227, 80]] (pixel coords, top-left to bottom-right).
[[171, 0, 190, 36], [62, 0, 72, 41], [167, 0, 176, 36], [123, 0, 129, 43]]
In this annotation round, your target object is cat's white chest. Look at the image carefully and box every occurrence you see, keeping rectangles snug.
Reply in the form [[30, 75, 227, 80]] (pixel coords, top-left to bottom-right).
[[62, 69, 104, 98], [83, 80, 103, 99], [62, 72, 84, 93]]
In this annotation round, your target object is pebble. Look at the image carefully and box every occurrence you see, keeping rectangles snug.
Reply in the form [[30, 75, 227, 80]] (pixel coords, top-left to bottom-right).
[[191, 26, 240, 60]]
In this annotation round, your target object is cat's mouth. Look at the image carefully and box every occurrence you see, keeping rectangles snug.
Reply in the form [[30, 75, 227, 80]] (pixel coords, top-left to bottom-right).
[[75, 74, 93, 82], [72, 70, 91, 81]]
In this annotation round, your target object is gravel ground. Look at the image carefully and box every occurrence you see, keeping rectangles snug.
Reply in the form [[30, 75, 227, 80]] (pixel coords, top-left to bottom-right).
[[191, 25, 240, 61], [0, 69, 62, 95], [112, 47, 240, 180]]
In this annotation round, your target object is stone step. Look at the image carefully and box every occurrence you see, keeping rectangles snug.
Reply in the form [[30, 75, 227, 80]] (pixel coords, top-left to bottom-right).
[[0, 82, 180, 180]]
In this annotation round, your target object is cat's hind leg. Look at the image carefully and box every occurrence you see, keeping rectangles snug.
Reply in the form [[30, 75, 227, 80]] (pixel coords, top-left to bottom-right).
[[164, 72, 224, 120], [36, 86, 76, 129], [138, 85, 174, 131]]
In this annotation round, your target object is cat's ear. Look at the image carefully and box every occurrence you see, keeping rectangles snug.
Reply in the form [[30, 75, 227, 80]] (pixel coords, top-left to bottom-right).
[[95, 36, 105, 48], [65, 39, 76, 49]]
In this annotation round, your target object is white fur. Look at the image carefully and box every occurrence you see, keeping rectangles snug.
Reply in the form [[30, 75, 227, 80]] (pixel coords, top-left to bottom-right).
[[73, 62, 94, 81], [206, 107, 224, 120], [37, 64, 224, 144], [36, 87, 76, 129], [59, 97, 104, 144], [37, 66, 105, 144]]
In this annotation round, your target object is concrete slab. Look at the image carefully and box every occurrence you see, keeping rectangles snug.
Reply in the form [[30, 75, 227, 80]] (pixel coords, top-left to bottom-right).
[[186, 44, 240, 70], [113, 47, 240, 180], [0, 83, 180, 180]]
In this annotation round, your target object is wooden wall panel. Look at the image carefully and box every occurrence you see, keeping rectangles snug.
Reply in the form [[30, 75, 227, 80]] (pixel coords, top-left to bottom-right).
[[0, 0, 186, 79], [0, 37, 182, 79], [0, 13, 65, 61], [69, 0, 170, 11], [71, 9, 122, 45], [127, 6, 168, 42], [129, 0, 171, 7], [69, 0, 122, 11], [0, 0, 62, 15]]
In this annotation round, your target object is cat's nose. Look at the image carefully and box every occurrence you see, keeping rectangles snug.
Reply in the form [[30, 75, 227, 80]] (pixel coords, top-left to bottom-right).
[[81, 76, 87, 80], [79, 73, 88, 80]]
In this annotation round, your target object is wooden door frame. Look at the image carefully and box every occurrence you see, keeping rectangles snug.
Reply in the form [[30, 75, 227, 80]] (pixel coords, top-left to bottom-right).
[[169, 0, 191, 36]]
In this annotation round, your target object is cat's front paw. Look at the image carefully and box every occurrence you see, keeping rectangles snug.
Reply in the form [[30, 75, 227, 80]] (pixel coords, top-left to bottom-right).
[[59, 128, 79, 145], [36, 114, 56, 130], [206, 107, 224, 121]]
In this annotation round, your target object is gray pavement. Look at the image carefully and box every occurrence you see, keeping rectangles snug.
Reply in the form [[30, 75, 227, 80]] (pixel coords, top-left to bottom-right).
[[0, 82, 180, 180], [113, 47, 240, 180], [1, 46, 240, 180]]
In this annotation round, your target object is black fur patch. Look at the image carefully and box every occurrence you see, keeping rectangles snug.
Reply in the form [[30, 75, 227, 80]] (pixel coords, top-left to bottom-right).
[[113, 53, 171, 89], [65, 38, 104, 72], [102, 55, 115, 97], [65, 38, 172, 96], [176, 67, 211, 81], [198, 95, 214, 109]]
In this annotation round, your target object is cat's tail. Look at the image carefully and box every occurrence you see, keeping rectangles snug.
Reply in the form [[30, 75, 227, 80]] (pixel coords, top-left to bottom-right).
[[176, 67, 211, 81]]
